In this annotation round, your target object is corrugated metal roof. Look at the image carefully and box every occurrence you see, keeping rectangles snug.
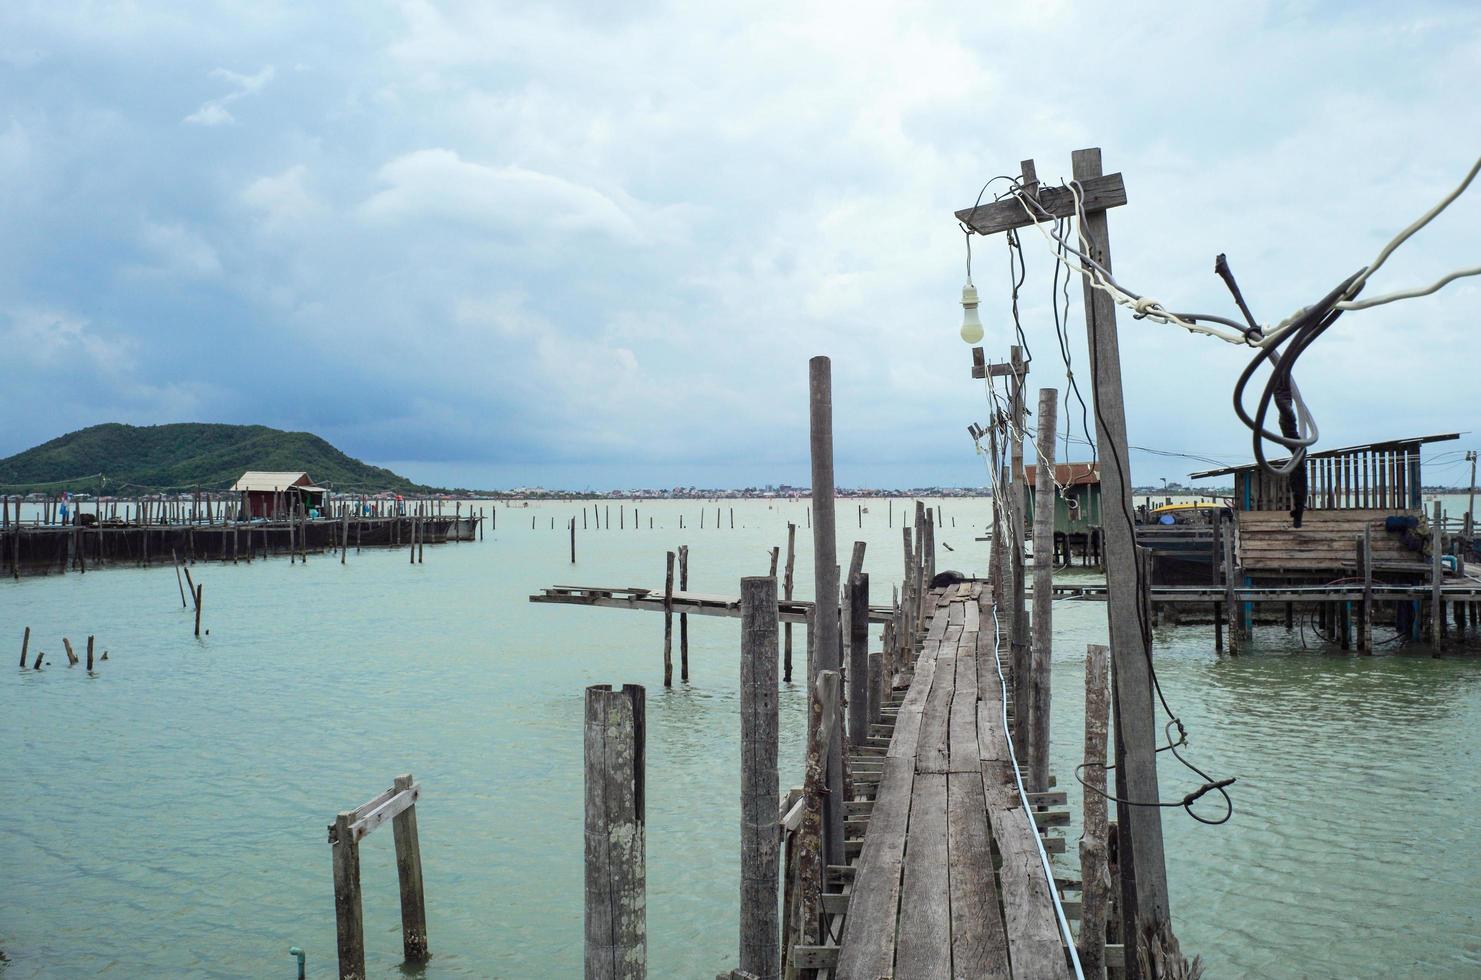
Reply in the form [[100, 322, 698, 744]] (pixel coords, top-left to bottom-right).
[[230, 471, 319, 492], [1024, 463, 1100, 487], [1187, 432, 1461, 479]]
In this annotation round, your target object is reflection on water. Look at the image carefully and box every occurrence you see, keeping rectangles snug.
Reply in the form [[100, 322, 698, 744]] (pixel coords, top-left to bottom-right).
[[2, 498, 1479, 978]]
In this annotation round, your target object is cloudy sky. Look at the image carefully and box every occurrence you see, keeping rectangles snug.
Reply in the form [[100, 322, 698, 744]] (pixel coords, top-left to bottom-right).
[[1, 1, 1477, 490]]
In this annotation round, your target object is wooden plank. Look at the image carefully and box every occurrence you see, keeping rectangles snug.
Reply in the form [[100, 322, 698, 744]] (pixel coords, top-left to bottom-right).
[[915, 655, 955, 774], [986, 786, 1072, 978], [946, 771, 1011, 978], [888, 655, 936, 760], [895, 772, 951, 978], [955, 171, 1128, 236], [834, 757, 914, 980], [947, 677, 980, 773], [349, 783, 421, 842]]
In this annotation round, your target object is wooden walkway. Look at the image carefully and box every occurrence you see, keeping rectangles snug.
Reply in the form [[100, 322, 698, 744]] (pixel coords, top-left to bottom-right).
[[529, 584, 896, 623], [830, 582, 1074, 979]]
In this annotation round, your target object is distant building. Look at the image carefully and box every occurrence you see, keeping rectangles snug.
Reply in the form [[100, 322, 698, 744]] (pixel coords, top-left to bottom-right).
[[1024, 463, 1102, 536], [230, 471, 327, 519]]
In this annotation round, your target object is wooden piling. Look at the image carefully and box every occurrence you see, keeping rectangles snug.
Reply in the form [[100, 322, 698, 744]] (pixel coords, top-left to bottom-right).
[[173, 549, 188, 607], [782, 523, 796, 684], [571, 518, 577, 564], [63, 637, 78, 666], [1030, 387, 1058, 793], [20, 626, 29, 668], [807, 356, 844, 868], [663, 551, 675, 687], [679, 546, 690, 682], [1080, 642, 1111, 976], [194, 585, 203, 637], [739, 577, 780, 980], [584, 684, 646, 980], [391, 773, 430, 962], [1431, 501, 1443, 651], [1222, 530, 1239, 655], [332, 811, 366, 980], [86, 635, 94, 671], [1359, 529, 1374, 653], [847, 572, 870, 749]]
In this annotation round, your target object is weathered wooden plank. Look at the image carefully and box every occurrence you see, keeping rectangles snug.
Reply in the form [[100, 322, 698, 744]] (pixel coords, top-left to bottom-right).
[[915, 655, 955, 773], [895, 772, 951, 978], [947, 680, 980, 773], [947, 772, 1011, 979], [887, 656, 936, 760], [985, 774, 1071, 979], [955, 171, 1128, 236], [833, 757, 914, 980], [349, 783, 421, 842]]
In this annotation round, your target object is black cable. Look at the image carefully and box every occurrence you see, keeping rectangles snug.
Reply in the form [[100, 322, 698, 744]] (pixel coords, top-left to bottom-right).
[[1006, 229, 1033, 365]]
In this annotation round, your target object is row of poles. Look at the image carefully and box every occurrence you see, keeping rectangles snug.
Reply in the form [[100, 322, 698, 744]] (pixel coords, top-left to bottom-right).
[[16, 627, 105, 671], [582, 357, 946, 979]]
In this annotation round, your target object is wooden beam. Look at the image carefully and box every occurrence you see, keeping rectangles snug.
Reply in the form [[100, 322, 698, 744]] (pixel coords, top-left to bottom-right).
[[956, 171, 1128, 237]]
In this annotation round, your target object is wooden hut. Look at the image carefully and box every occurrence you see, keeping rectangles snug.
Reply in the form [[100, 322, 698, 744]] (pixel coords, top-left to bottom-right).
[[231, 471, 327, 520], [1189, 433, 1458, 575], [1025, 462, 1101, 563]]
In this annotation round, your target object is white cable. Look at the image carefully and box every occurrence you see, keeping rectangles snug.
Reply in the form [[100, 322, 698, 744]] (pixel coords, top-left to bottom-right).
[[989, 600, 1086, 980], [1001, 153, 1481, 344]]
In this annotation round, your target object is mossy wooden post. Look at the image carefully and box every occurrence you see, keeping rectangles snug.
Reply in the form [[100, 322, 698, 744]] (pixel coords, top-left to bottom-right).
[[332, 811, 366, 980], [847, 572, 869, 749], [584, 684, 646, 980], [678, 546, 690, 682], [739, 577, 780, 980], [782, 522, 796, 683], [663, 550, 675, 687], [1080, 643, 1111, 979], [391, 773, 430, 962], [807, 355, 844, 868], [1030, 387, 1059, 792]]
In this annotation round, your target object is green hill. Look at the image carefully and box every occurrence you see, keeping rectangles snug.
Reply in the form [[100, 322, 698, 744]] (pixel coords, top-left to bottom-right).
[[0, 423, 439, 495]]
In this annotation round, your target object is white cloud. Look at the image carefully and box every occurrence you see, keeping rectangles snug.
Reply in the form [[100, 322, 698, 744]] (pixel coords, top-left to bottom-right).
[[359, 148, 647, 243], [241, 164, 324, 232], [183, 65, 275, 126], [135, 222, 222, 278]]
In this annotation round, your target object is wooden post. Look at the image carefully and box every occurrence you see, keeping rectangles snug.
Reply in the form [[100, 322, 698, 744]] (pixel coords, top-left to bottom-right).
[[86, 635, 94, 671], [1359, 529, 1374, 654], [1431, 500, 1443, 651], [1070, 147, 1170, 965], [584, 684, 646, 980], [1008, 347, 1029, 727], [173, 549, 187, 607], [847, 572, 870, 749], [739, 577, 780, 980], [332, 811, 366, 980], [783, 522, 796, 683], [391, 773, 430, 962], [571, 518, 577, 564], [1030, 387, 1058, 792], [1080, 643, 1111, 980], [768, 546, 779, 578], [663, 551, 675, 687], [807, 355, 844, 868], [194, 584, 203, 637], [1222, 529, 1239, 656], [678, 546, 690, 681], [20, 626, 29, 668]]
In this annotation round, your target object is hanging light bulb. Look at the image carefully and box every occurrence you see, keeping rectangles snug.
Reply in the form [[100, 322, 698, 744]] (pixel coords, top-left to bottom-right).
[[959, 282, 984, 344]]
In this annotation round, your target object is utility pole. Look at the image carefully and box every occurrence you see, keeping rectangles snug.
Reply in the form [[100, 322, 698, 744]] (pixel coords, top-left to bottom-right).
[[955, 148, 1170, 980], [1466, 450, 1477, 538]]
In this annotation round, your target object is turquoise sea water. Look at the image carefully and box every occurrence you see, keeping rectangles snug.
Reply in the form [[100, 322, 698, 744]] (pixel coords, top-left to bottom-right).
[[2, 497, 1478, 978]]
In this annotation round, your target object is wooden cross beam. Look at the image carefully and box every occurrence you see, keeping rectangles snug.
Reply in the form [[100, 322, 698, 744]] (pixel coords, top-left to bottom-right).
[[955, 157, 1127, 237]]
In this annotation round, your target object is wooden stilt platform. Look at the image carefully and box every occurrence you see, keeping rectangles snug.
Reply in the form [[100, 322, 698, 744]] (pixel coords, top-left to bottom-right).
[[530, 585, 897, 624]]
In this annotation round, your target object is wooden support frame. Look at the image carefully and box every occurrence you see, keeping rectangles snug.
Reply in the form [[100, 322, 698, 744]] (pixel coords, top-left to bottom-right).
[[328, 774, 430, 979], [958, 147, 1169, 980]]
